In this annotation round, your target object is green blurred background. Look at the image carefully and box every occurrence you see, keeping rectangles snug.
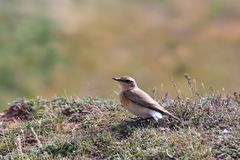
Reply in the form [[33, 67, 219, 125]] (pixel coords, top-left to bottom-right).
[[0, 0, 240, 110]]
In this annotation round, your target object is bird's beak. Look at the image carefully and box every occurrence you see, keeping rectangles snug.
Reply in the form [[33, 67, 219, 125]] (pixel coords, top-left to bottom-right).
[[112, 77, 121, 81]]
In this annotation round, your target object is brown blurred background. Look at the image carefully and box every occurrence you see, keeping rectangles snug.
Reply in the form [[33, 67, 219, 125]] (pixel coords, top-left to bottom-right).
[[0, 0, 240, 110]]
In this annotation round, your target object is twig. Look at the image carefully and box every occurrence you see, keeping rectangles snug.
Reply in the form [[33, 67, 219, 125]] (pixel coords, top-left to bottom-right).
[[16, 135, 23, 155], [166, 149, 175, 159], [31, 127, 42, 148]]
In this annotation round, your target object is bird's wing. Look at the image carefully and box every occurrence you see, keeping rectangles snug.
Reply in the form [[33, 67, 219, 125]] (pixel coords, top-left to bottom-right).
[[123, 89, 180, 121]]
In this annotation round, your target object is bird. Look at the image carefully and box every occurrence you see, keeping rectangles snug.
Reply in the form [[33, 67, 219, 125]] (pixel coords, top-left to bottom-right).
[[112, 76, 180, 127]]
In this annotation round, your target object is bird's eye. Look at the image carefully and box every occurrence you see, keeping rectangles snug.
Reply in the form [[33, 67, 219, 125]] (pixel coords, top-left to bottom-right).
[[125, 80, 132, 83]]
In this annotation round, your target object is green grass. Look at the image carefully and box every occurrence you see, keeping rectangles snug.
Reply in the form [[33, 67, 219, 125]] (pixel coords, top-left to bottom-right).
[[1, 1, 240, 110], [0, 90, 239, 159], [0, 1, 62, 108]]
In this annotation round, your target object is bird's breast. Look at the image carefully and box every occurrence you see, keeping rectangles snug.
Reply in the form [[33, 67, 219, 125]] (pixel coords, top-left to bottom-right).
[[119, 92, 130, 107]]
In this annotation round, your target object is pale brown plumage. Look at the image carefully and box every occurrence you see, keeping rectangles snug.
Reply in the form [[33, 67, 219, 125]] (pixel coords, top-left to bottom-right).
[[123, 89, 180, 121], [113, 76, 180, 122]]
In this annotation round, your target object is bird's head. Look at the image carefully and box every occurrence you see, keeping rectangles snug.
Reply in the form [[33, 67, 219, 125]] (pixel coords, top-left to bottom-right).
[[112, 76, 137, 91]]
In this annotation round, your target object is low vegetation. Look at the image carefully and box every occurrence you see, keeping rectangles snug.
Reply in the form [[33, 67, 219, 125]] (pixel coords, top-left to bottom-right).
[[0, 84, 239, 159], [1, 1, 240, 108]]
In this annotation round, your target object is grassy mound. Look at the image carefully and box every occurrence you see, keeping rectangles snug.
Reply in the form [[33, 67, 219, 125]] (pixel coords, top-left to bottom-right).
[[0, 93, 239, 159]]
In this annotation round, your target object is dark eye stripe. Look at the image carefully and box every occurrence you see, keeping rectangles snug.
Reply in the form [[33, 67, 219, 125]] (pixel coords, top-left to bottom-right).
[[122, 79, 132, 83]]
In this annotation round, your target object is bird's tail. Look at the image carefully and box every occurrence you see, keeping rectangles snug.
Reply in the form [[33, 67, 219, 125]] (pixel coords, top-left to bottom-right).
[[164, 111, 181, 122]]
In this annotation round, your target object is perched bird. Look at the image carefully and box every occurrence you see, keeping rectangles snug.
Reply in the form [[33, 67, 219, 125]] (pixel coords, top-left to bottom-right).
[[113, 76, 180, 127]]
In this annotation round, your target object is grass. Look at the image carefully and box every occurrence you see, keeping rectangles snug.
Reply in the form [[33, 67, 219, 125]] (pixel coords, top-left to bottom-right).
[[1, 1, 240, 109], [0, 79, 239, 160]]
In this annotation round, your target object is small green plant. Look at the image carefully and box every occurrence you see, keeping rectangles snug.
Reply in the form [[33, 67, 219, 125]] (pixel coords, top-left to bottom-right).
[[0, 91, 239, 159]]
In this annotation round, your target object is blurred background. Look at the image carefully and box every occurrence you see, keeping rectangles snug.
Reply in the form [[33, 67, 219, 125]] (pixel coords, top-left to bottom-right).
[[0, 0, 240, 110]]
